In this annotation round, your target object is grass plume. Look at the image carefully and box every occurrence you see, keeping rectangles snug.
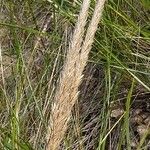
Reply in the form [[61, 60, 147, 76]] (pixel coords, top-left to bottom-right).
[[46, 0, 106, 149]]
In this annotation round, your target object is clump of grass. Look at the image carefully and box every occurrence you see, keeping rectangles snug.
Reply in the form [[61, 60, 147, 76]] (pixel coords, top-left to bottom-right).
[[0, 0, 150, 149]]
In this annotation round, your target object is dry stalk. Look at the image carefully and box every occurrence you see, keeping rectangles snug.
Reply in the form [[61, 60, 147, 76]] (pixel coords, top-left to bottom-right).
[[46, 0, 106, 149]]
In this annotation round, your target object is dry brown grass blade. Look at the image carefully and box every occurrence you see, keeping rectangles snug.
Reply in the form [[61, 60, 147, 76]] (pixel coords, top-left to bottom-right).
[[46, 0, 106, 149]]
